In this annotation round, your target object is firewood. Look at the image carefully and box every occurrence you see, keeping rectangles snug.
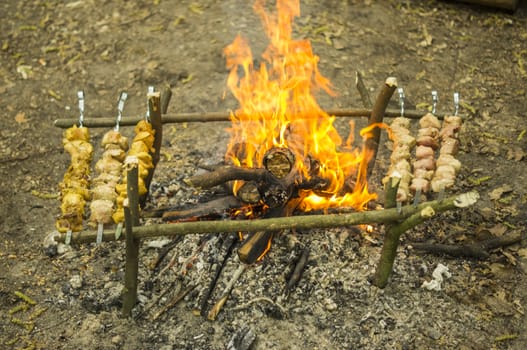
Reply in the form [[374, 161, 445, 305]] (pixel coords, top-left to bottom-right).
[[263, 147, 295, 179], [184, 166, 273, 189], [162, 196, 241, 221], [238, 231, 275, 264], [236, 181, 261, 204]]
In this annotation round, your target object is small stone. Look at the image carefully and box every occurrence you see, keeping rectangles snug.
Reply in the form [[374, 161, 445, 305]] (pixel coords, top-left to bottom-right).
[[427, 328, 442, 340], [111, 335, 123, 345], [324, 298, 338, 311], [69, 275, 83, 289]]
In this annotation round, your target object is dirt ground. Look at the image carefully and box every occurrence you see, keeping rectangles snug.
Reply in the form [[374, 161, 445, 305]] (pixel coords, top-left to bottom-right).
[[1, 0, 526, 349]]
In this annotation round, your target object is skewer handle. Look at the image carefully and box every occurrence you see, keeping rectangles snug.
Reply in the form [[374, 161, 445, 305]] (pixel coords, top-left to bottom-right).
[[77, 91, 85, 127]]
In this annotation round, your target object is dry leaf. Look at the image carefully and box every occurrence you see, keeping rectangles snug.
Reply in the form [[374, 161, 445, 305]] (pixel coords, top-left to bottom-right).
[[517, 248, 527, 258], [489, 185, 513, 200], [506, 146, 524, 161], [488, 223, 507, 237], [15, 112, 27, 124]]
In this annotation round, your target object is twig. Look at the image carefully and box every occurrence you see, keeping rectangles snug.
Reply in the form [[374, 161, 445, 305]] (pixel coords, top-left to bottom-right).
[[208, 264, 247, 320], [229, 296, 287, 316], [54, 192, 480, 244], [411, 232, 523, 259], [135, 280, 177, 320], [285, 247, 310, 292], [355, 71, 372, 108], [200, 234, 238, 317], [151, 284, 196, 321]]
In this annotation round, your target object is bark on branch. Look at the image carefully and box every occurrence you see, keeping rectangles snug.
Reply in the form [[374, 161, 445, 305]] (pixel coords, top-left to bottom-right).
[[54, 191, 479, 244], [53, 108, 456, 128]]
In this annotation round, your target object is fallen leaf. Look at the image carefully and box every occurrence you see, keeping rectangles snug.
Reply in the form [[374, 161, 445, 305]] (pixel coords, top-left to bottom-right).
[[506, 146, 524, 161], [189, 3, 204, 15], [488, 223, 507, 237], [517, 248, 527, 258], [489, 184, 513, 200], [15, 112, 27, 124]]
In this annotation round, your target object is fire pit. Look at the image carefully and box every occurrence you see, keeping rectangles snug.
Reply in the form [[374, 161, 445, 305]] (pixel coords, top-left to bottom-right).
[[50, 0, 481, 319]]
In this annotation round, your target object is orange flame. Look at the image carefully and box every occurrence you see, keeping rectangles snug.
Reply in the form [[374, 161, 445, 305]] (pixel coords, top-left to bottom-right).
[[224, 0, 376, 211]]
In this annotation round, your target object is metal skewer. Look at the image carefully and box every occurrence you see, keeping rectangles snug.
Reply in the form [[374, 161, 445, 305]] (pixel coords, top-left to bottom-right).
[[66, 90, 86, 246], [398, 87, 405, 117], [115, 91, 128, 132], [413, 188, 421, 207], [114, 91, 128, 241], [453, 92, 460, 117], [396, 87, 405, 213], [431, 90, 438, 115], [77, 90, 85, 127], [65, 229, 72, 245], [145, 86, 154, 122]]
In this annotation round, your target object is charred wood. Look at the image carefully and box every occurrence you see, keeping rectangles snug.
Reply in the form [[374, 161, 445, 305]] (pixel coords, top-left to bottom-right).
[[162, 196, 241, 222]]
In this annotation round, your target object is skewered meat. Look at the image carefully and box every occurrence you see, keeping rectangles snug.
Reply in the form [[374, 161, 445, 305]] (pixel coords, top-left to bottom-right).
[[383, 117, 416, 202], [89, 129, 129, 227], [431, 115, 463, 192], [112, 120, 156, 223], [56, 125, 93, 233], [410, 113, 441, 194], [419, 113, 442, 129], [439, 138, 459, 155], [415, 145, 434, 159]]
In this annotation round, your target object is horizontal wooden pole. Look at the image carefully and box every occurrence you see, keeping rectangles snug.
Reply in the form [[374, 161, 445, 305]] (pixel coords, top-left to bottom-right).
[[53, 108, 457, 128], [53, 191, 478, 244]]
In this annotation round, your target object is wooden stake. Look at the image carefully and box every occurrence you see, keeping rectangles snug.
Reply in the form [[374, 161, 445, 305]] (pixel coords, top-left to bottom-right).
[[372, 206, 435, 288], [122, 159, 141, 317], [141, 92, 162, 208], [364, 77, 398, 177]]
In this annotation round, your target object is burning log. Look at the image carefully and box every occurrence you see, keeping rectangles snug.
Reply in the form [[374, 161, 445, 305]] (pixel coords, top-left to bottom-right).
[[238, 231, 275, 264], [263, 147, 295, 179], [162, 196, 242, 222], [185, 166, 272, 189]]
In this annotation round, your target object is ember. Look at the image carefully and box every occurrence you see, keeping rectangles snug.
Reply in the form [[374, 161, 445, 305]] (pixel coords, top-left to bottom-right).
[[223, 0, 376, 212]]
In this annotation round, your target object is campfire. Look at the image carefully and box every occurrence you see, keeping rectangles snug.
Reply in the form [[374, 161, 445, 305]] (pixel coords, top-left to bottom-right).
[[223, 0, 375, 213], [50, 0, 488, 319], [177, 0, 384, 263]]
